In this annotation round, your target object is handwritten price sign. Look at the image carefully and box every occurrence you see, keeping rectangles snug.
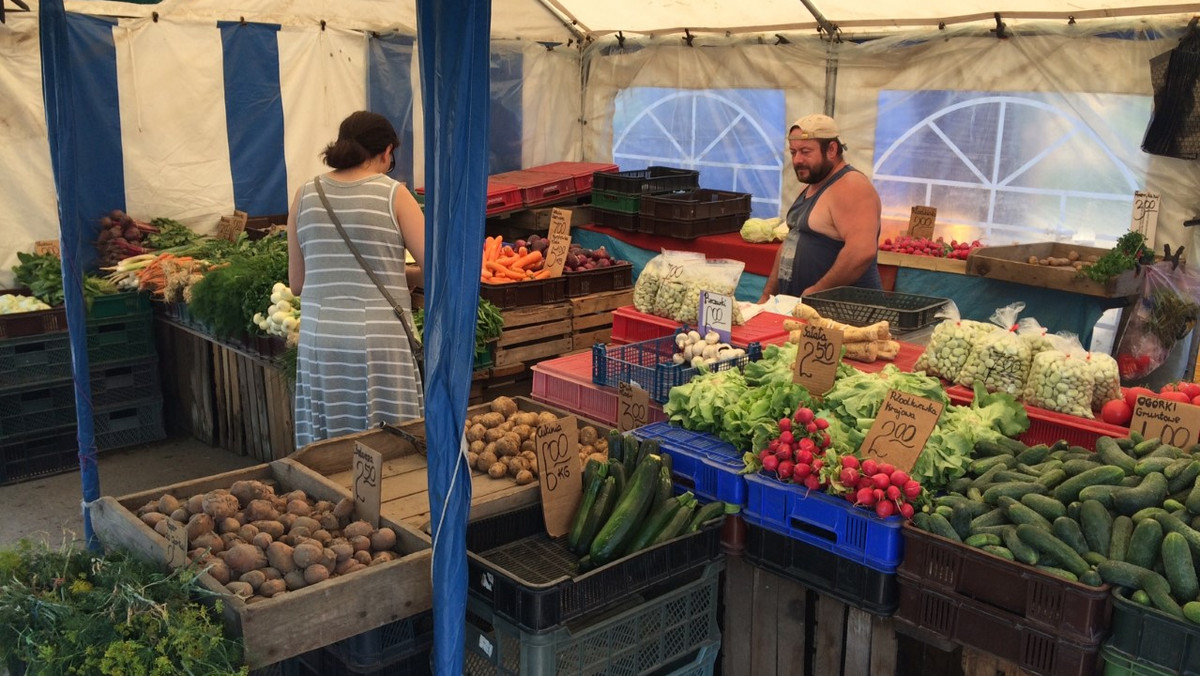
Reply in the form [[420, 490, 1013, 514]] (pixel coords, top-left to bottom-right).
[[699, 291, 732, 344], [1131, 395, 1200, 450], [1130, 191, 1160, 244], [619, 381, 650, 432], [792, 323, 843, 395], [163, 516, 188, 569], [542, 208, 574, 277], [536, 415, 581, 536], [907, 205, 937, 239], [353, 441, 383, 528], [860, 389, 944, 473]]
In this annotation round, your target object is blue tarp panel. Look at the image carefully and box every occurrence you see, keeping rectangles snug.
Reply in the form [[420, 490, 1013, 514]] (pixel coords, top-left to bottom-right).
[[369, 34, 417, 188], [417, 0, 490, 673]]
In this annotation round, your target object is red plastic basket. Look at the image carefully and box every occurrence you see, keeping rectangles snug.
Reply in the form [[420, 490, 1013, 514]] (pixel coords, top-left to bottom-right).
[[489, 169, 576, 207], [526, 161, 619, 194], [610, 306, 789, 350], [417, 181, 522, 216], [945, 384, 1127, 450], [530, 352, 667, 427]]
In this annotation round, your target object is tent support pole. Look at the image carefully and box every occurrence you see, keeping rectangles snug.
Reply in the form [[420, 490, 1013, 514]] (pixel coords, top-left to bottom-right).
[[796, 0, 839, 39], [824, 41, 838, 117]]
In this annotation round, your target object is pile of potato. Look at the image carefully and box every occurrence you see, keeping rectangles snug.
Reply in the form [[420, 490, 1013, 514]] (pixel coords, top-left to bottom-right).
[[465, 396, 608, 484], [135, 479, 400, 604]]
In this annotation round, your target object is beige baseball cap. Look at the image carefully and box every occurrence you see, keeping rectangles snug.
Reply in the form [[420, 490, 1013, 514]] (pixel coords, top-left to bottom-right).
[[789, 114, 847, 150]]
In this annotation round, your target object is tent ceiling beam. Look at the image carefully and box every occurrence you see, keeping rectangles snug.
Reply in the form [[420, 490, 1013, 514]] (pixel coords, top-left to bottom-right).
[[535, 0, 589, 43], [797, 0, 841, 41]]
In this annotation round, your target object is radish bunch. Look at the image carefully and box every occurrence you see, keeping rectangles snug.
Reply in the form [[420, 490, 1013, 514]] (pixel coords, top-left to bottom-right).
[[756, 406, 834, 491], [836, 457, 921, 519]]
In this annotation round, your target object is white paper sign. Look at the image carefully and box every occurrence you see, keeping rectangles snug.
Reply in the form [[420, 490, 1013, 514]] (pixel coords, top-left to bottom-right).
[[1130, 191, 1160, 244], [699, 291, 733, 344]]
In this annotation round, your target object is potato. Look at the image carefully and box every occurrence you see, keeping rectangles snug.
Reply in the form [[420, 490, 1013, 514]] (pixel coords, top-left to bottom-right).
[[192, 532, 224, 554], [490, 396, 518, 419], [202, 491, 240, 520], [157, 494, 182, 515], [520, 440, 536, 453], [330, 542, 354, 562], [313, 499, 334, 513], [310, 529, 333, 545], [466, 424, 488, 443], [317, 512, 340, 532], [468, 440, 486, 456], [140, 512, 167, 529], [282, 490, 308, 504], [303, 564, 330, 585], [578, 426, 598, 445], [499, 421, 514, 433], [239, 569, 267, 591], [206, 560, 231, 585], [292, 542, 323, 569], [370, 551, 397, 565], [290, 526, 313, 541], [226, 581, 254, 598], [291, 516, 321, 534], [216, 517, 240, 535], [259, 579, 287, 598], [321, 548, 338, 572], [170, 507, 190, 523], [235, 523, 259, 540], [186, 513, 215, 541], [342, 562, 367, 575], [353, 549, 373, 565], [484, 427, 506, 444], [467, 452, 479, 468], [244, 499, 278, 522], [286, 499, 313, 517], [278, 513, 298, 531], [1027, 255, 1040, 265], [578, 444, 595, 459], [350, 535, 372, 553], [261, 566, 281, 580], [587, 452, 607, 466], [475, 454, 495, 473], [335, 558, 359, 575], [332, 497, 356, 522], [266, 542, 296, 573], [186, 494, 206, 515], [252, 532, 273, 550], [283, 570, 308, 591], [252, 520, 285, 540], [370, 527, 397, 552], [488, 462, 508, 479], [136, 499, 158, 517], [230, 480, 275, 506], [515, 470, 534, 485], [220, 533, 242, 550], [224, 543, 268, 575], [479, 412, 505, 429], [343, 520, 374, 540], [499, 433, 522, 456]]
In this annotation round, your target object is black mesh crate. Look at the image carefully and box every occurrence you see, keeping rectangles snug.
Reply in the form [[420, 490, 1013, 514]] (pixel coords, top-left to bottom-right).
[[91, 357, 161, 408], [802, 286, 949, 331], [0, 330, 72, 390], [0, 424, 78, 485], [591, 166, 700, 196], [592, 207, 639, 231], [87, 313, 156, 365], [0, 381, 77, 440], [465, 502, 722, 634], [94, 396, 165, 451], [324, 610, 434, 673]]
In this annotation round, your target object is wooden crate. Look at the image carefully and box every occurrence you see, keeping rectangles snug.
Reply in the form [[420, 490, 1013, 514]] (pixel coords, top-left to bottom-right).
[[155, 319, 215, 445], [966, 242, 1141, 298], [569, 288, 634, 353], [493, 302, 574, 367], [89, 462, 432, 669], [877, 250, 968, 275]]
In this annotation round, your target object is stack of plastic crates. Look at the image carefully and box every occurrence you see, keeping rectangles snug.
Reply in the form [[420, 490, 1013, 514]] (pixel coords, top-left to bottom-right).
[[462, 503, 724, 675], [590, 166, 699, 232], [592, 329, 762, 404], [246, 612, 434, 676]]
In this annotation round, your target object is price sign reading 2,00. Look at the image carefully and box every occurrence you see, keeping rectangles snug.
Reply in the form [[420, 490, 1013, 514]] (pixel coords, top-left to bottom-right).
[[797, 336, 835, 378], [866, 420, 918, 457]]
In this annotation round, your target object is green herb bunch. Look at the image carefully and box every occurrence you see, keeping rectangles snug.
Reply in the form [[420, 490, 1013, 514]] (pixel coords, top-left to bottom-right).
[[1079, 231, 1156, 282], [0, 538, 246, 676], [12, 252, 117, 309], [413, 298, 504, 362], [187, 234, 289, 339], [145, 218, 200, 250]]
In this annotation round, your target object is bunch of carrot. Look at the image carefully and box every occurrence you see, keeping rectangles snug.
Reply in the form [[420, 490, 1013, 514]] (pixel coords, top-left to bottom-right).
[[480, 236, 549, 284]]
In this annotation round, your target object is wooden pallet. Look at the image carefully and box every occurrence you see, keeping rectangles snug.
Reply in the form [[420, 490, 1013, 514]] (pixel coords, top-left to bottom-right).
[[569, 288, 633, 353], [493, 302, 574, 367]]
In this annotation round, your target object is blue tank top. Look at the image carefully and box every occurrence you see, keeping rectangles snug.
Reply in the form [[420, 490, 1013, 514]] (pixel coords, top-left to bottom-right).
[[778, 164, 882, 296]]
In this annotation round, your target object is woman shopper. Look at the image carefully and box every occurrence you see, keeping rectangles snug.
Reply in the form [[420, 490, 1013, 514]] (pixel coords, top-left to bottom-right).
[[286, 111, 426, 447]]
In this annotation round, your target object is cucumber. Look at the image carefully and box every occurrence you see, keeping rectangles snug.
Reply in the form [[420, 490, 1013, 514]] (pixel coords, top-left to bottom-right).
[[651, 501, 696, 545], [589, 453, 662, 565], [1051, 440, 1071, 452], [569, 465, 609, 553], [1186, 475, 1200, 514], [1127, 518, 1165, 569], [1133, 507, 1169, 524], [998, 496, 1052, 530], [1036, 469, 1069, 490], [984, 482, 1048, 506], [912, 512, 931, 530], [938, 496, 989, 518], [982, 545, 1015, 560], [1120, 475, 1144, 488], [1021, 460, 1063, 476], [1053, 517, 1090, 556], [967, 487, 985, 502], [1002, 525, 1040, 565], [1080, 499, 1114, 555], [996, 437, 1031, 453], [1054, 465, 1126, 504], [1166, 457, 1197, 480], [1096, 436, 1136, 475], [970, 508, 1010, 532], [1191, 514, 1200, 532], [994, 470, 1042, 484], [1061, 459, 1102, 477], [688, 501, 726, 531], [606, 429, 624, 463], [950, 507, 975, 540], [1115, 437, 1135, 450], [971, 465, 1005, 492], [577, 476, 617, 555], [1016, 444, 1051, 465], [1135, 457, 1176, 476], [1036, 566, 1079, 582], [971, 455, 1016, 476], [1162, 531, 1200, 603], [1143, 570, 1185, 619], [926, 513, 961, 542], [623, 495, 683, 555], [1022, 494, 1067, 522], [1097, 560, 1155, 589], [1146, 445, 1185, 460], [607, 459, 627, 498], [1078, 484, 1122, 510], [1083, 551, 1109, 566], [1130, 430, 1145, 444], [946, 477, 973, 494], [1080, 570, 1103, 587], [973, 439, 1017, 458], [1152, 513, 1200, 562], [965, 533, 1003, 548], [1132, 589, 1152, 606], [1109, 515, 1134, 563], [935, 505, 955, 520], [1067, 501, 1082, 522], [1169, 461, 1200, 494], [1164, 499, 1187, 513], [1016, 524, 1089, 576], [1184, 602, 1200, 624], [1132, 437, 1162, 457], [1113, 472, 1169, 516]]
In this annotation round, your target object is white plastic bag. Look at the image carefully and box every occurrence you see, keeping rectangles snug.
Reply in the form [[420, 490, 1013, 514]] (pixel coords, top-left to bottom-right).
[[913, 301, 992, 382], [1087, 351, 1122, 410], [1023, 334, 1094, 419], [633, 249, 704, 314], [956, 302, 1033, 397]]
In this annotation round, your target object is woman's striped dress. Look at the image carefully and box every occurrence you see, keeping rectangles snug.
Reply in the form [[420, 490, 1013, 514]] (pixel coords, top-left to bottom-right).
[[293, 174, 424, 448]]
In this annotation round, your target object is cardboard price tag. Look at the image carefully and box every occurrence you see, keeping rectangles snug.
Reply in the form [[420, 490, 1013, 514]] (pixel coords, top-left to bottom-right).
[[34, 240, 61, 258], [792, 323, 843, 395], [1132, 395, 1200, 451], [542, 208, 574, 277], [536, 415, 581, 537], [1130, 191, 1160, 244], [162, 516, 188, 569], [352, 441, 383, 528], [907, 206, 937, 239], [699, 291, 733, 344], [860, 389, 945, 473], [216, 210, 249, 242], [618, 381, 650, 432]]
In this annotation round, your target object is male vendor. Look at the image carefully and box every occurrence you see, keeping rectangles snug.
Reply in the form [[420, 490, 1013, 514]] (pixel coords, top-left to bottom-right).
[[758, 114, 883, 302]]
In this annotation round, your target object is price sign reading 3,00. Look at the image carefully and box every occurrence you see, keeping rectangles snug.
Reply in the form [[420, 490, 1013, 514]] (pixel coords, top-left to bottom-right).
[[352, 441, 383, 528], [618, 381, 649, 432], [536, 415, 581, 536]]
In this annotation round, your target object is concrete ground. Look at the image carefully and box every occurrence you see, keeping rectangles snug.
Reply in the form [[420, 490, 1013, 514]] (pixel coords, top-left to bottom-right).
[[0, 434, 259, 548]]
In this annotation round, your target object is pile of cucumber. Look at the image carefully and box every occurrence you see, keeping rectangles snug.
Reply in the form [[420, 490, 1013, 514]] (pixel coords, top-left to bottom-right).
[[568, 431, 727, 571], [913, 432, 1200, 623]]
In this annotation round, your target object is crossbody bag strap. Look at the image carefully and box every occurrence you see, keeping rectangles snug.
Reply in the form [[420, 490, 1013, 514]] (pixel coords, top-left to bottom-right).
[[313, 176, 425, 371]]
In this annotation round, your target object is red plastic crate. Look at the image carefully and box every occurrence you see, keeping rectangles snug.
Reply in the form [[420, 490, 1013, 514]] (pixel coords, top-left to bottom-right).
[[610, 305, 789, 349], [945, 385, 1127, 451], [526, 161, 619, 194], [489, 169, 576, 207], [416, 181, 522, 216], [530, 351, 666, 427]]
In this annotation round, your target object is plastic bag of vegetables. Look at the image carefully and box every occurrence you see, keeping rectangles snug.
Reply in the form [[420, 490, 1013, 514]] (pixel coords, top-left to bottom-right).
[[1016, 317, 1059, 356], [1086, 349, 1121, 410], [633, 249, 704, 314], [912, 302, 991, 382], [1022, 333, 1094, 418], [955, 302, 1032, 397]]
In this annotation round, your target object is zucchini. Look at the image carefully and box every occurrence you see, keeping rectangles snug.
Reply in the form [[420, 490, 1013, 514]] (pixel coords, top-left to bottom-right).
[[624, 495, 684, 555], [1021, 494, 1067, 523], [1113, 472, 1168, 516], [589, 453, 662, 565], [1052, 517, 1090, 556], [984, 482, 1047, 506], [688, 501, 726, 532], [569, 465, 609, 553], [607, 429, 624, 463], [577, 476, 617, 556], [965, 533, 1003, 548], [1054, 465, 1126, 504], [621, 434, 640, 470], [1127, 518, 1165, 569], [651, 466, 673, 513], [1002, 525, 1040, 565], [651, 501, 696, 545], [1080, 499, 1113, 555], [1016, 524, 1089, 576], [637, 438, 660, 469], [1162, 531, 1199, 603], [607, 459, 627, 498], [660, 451, 672, 476], [582, 458, 606, 490], [982, 545, 1015, 560], [998, 496, 1052, 530], [1109, 515, 1134, 563], [576, 554, 594, 573], [1096, 436, 1136, 474]]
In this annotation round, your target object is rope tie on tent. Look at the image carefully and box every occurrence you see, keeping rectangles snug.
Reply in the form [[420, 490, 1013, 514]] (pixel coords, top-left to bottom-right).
[[991, 13, 1008, 39], [682, 29, 694, 47], [616, 31, 625, 49], [430, 432, 471, 578], [774, 34, 790, 45]]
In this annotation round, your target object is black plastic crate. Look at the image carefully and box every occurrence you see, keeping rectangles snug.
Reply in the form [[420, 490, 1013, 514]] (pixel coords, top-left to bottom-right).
[[802, 286, 949, 331], [312, 646, 431, 676], [0, 287, 66, 339], [639, 211, 747, 239], [0, 424, 78, 485], [89, 292, 152, 319], [592, 207, 639, 231], [0, 381, 77, 439], [91, 357, 161, 408], [563, 262, 633, 298], [591, 166, 700, 196], [94, 396, 165, 451], [87, 312, 156, 365], [478, 276, 568, 310], [744, 522, 898, 616], [1107, 586, 1200, 675], [0, 330, 72, 390], [324, 609, 434, 673], [637, 189, 751, 238], [465, 503, 722, 634]]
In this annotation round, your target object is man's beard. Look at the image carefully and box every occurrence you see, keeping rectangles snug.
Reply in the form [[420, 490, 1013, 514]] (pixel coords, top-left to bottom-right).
[[797, 157, 833, 185]]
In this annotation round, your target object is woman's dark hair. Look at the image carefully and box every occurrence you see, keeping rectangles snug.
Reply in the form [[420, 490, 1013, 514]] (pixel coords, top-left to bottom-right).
[[321, 111, 400, 170]]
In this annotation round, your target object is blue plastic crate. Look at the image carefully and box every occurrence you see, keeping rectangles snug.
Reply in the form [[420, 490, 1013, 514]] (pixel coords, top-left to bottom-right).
[[744, 471, 904, 572], [592, 329, 762, 403], [630, 421, 747, 508]]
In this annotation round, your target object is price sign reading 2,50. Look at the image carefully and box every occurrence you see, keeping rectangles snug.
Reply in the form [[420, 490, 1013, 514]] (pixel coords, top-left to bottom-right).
[[797, 336, 835, 378]]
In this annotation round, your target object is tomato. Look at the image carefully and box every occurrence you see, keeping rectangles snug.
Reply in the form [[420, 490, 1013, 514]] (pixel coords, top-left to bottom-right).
[[1177, 382, 1200, 399], [1100, 399, 1133, 426], [1193, 394, 1200, 406], [1124, 387, 1155, 409], [1159, 391, 1191, 404]]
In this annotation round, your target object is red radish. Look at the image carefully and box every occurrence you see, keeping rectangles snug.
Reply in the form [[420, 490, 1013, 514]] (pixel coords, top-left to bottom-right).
[[903, 480, 922, 499], [879, 463, 895, 476], [1099, 399, 1132, 426], [840, 467, 860, 486], [795, 407, 814, 424], [778, 461, 795, 480], [844, 492, 857, 502], [856, 487, 877, 505], [872, 473, 890, 489], [898, 502, 915, 519], [873, 488, 885, 502], [797, 449, 814, 465], [779, 431, 794, 445], [886, 485, 901, 501], [820, 433, 831, 448], [759, 449, 772, 462], [890, 470, 910, 487], [768, 438, 781, 451], [762, 455, 779, 472], [799, 437, 816, 452], [812, 459, 824, 471], [876, 500, 896, 518], [793, 463, 812, 479], [862, 459, 878, 476], [842, 456, 860, 470], [803, 474, 822, 490], [805, 422, 818, 434], [815, 418, 829, 430], [778, 417, 792, 432]]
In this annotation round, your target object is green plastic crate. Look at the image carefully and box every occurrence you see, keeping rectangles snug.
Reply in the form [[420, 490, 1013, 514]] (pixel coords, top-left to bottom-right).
[[89, 292, 152, 319]]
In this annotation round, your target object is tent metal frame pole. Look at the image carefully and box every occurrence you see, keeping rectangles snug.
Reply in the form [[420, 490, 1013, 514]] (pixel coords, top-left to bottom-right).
[[796, 0, 839, 39], [824, 41, 838, 117]]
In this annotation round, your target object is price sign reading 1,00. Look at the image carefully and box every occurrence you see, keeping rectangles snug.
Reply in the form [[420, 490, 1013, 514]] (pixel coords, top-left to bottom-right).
[[1131, 395, 1200, 452]]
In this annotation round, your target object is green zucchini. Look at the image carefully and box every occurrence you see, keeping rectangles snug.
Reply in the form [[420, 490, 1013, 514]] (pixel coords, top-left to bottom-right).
[[589, 453, 662, 565], [607, 429, 624, 463], [689, 501, 727, 531], [623, 495, 684, 555], [569, 464, 609, 553], [637, 438, 660, 469], [651, 501, 696, 545], [607, 459, 627, 498], [621, 434, 640, 470], [582, 458, 605, 491], [577, 476, 617, 556], [651, 466, 673, 513]]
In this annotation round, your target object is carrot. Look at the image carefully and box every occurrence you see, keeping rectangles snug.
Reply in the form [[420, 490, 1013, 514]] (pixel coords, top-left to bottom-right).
[[485, 261, 526, 281], [512, 250, 543, 270], [518, 246, 528, 256], [533, 268, 552, 280]]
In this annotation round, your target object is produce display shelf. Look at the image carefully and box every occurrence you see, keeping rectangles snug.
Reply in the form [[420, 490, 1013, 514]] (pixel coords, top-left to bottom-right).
[[945, 384, 1128, 451], [89, 291, 152, 319], [563, 262, 632, 298], [489, 169, 577, 207], [530, 352, 668, 428], [1106, 586, 1200, 675], [465, 502, 722, 634], [629, 421, 746, 507], [0, 330, 72, 390], [896, 575, 1102, 676], [526, 161, 619, 195], [478, 276, 568, 310], [0, 287, 66, 339], [901, 524, 1111, 643], [0, 425, 79, 486], [745, 522, 898, 616], [743, 471, 904, 572], [0, 380, 78, 439], [462, 561, 722, 675], [592, 331, 763, 404], [610, 305, 790, 349], [803, 286, 948, 331], [323, 609, 434, 674], [637, 189, 751, 239]]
